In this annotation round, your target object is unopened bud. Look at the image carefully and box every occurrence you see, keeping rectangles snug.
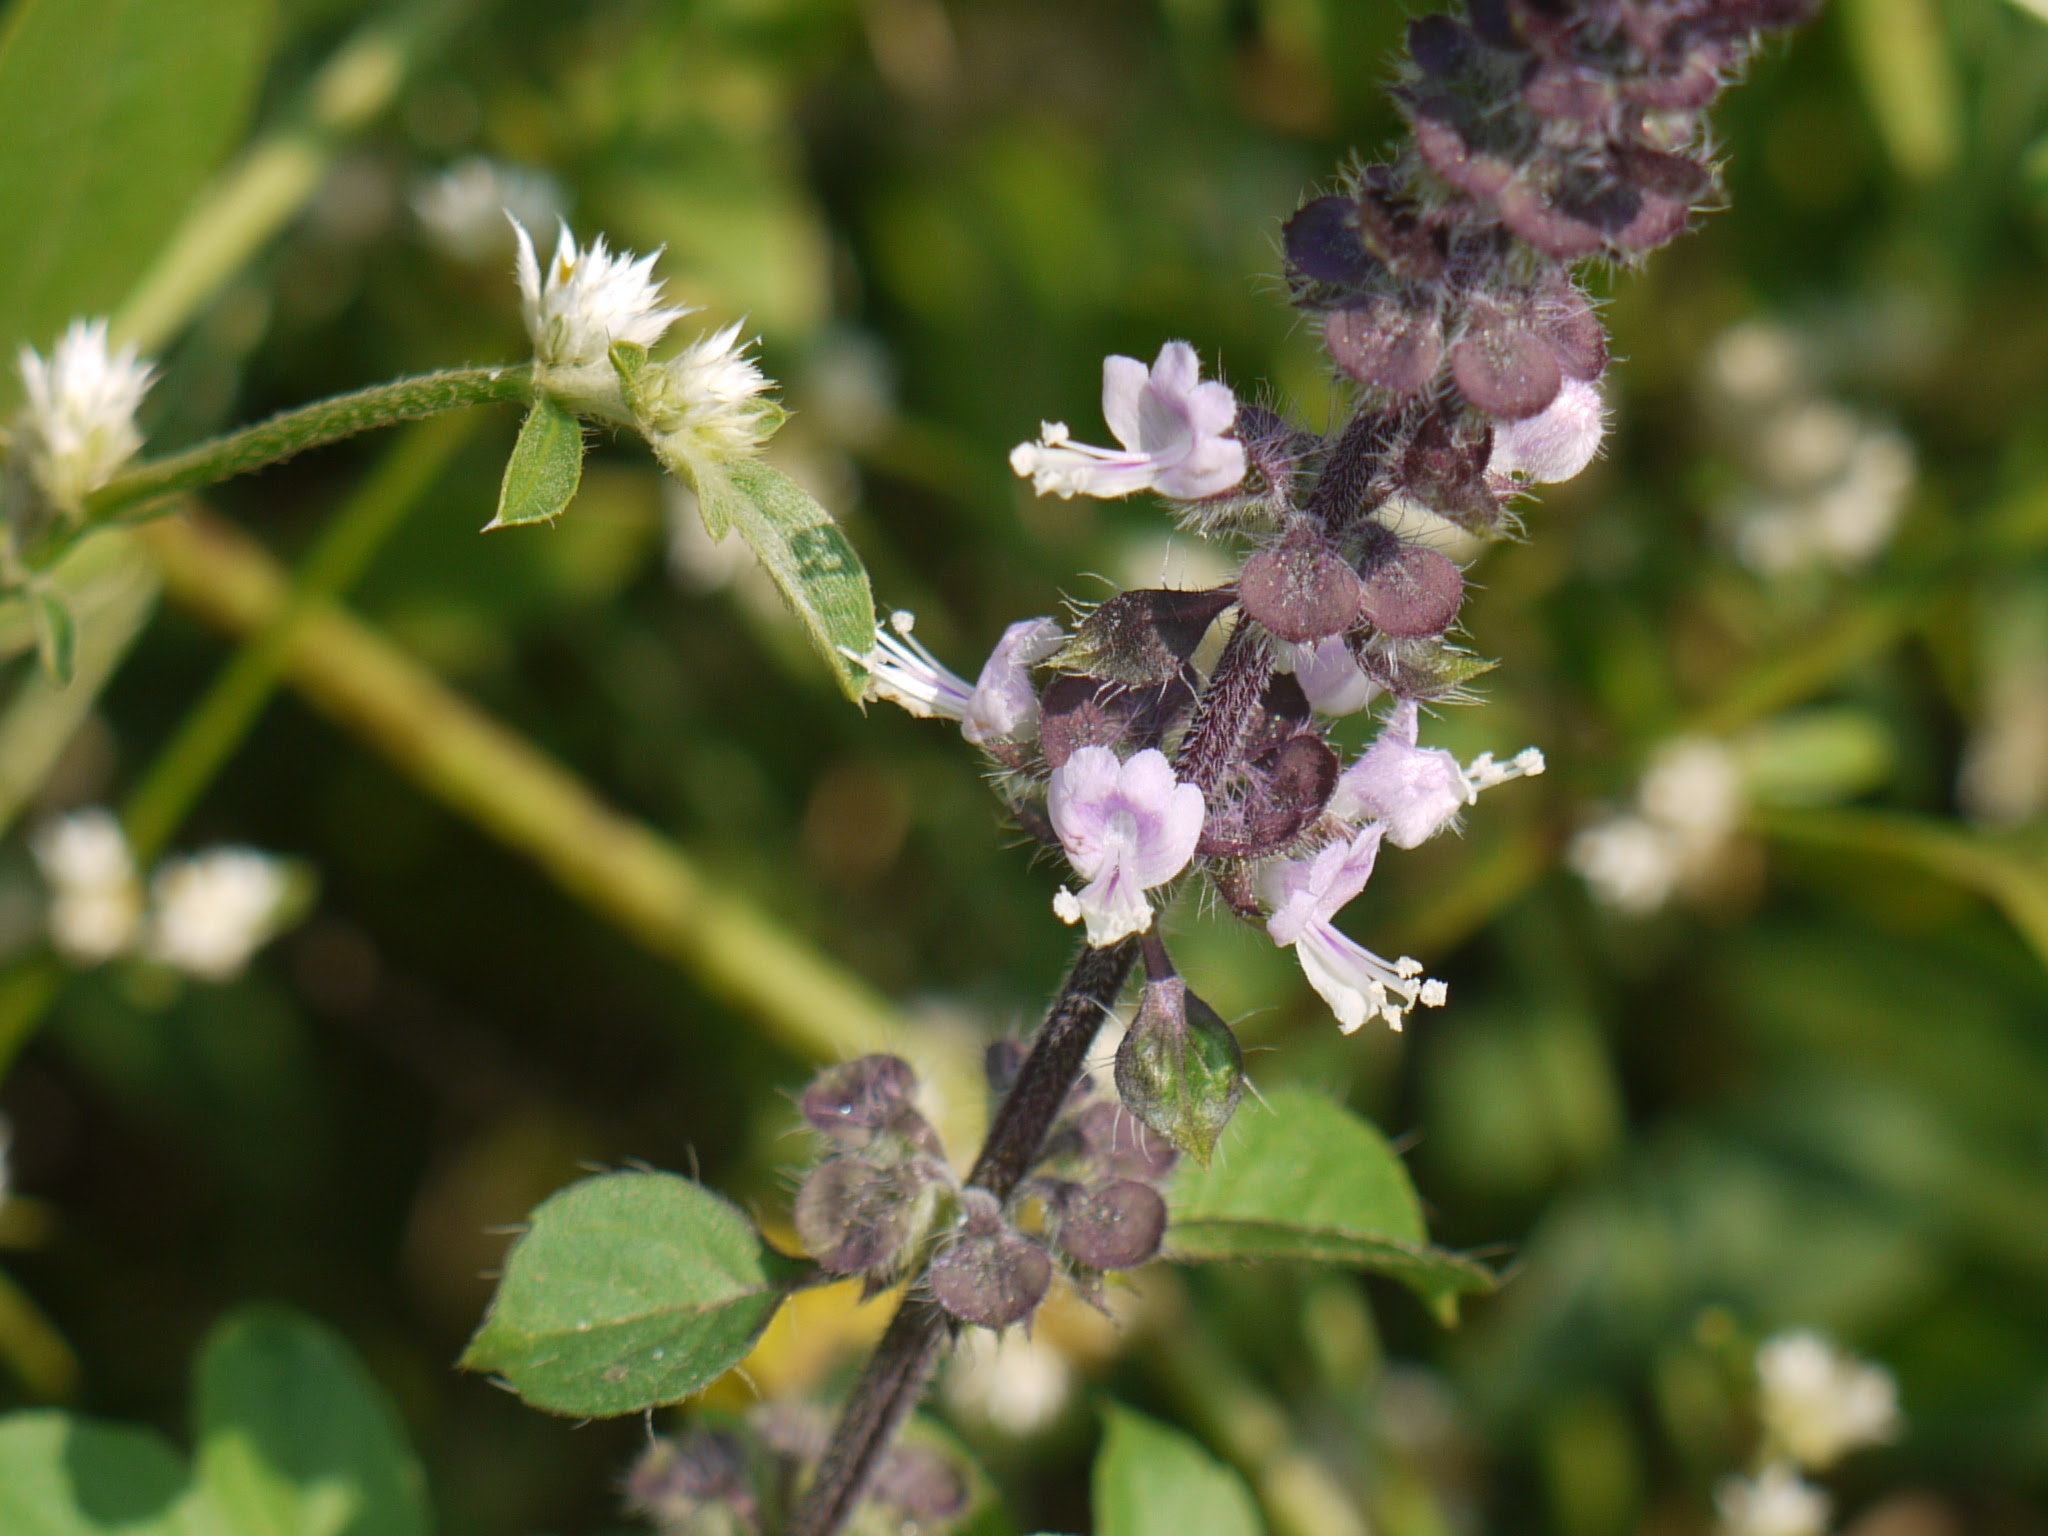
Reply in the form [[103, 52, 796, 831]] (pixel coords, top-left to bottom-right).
[[1054, 1179, 1168, 1272], [623, 1430, 756, 1534], [1359, 546, 1464, 638], [794, 1155, 942, 1280], [1240, 532, 1364, 644], [868, 1442, 972, 1524], [1283, 196, 1379, 288], [1114, 976, 1245, 1165], [1325, 298, 1444, 397], [930, 1190, 1052, 1329], [1070, 1099, 1179, 1181], [800, 1055, 921, 1149], [1450, 303, 1563, 420]]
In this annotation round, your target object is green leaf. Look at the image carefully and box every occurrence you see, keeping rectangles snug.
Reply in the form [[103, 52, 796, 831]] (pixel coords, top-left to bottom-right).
[[461, 1170, 807, 1417], [488, 394, 586, 530], [1164, 1086, 1497, 1324], [0, 0, 274, 366], [0, 1412, 187, 1535], [188, 1305, 431, 1536], [704, 459, 877, 702], [1093, 1405, 1263, 1536], [31, 593, 75, 686]]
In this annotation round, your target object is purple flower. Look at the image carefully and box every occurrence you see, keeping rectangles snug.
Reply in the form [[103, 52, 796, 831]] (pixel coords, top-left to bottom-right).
[[1010, 342, 1246, 502], [1488, 377, 1605, 484], [1329, 701, 1545, 849], [1279, 637, 1380, 716], [1048, 747, 1205, 946], [1264, 826, 1445, 1033], [860, 611, 1065, 745]]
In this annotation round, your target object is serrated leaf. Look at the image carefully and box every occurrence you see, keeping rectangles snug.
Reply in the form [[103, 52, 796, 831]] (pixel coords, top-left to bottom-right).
[[31, 593, 74, 686], [189, 1305, 430, 1536], [462, 1170, 807, 1417], [0, 0, 274, 377], [1165, 1086, 1497, 1324], [697, 459, 877, 701], [1093, 1405, 1264, 1536], [488, 394, 585, 530], [0, 1412, 187, 1535]]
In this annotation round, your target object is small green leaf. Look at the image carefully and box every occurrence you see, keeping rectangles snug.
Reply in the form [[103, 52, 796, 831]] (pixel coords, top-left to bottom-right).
[[1165, 1086, 1496, 1323], [0, 0, 274, 375], [31, 593, 74, 686], [189, 1305, 430, 1536], [488, 394, 586, 530], [1093, 1405, 1264, 1536], [697, 459, 877, 701], [462, 1170, 807, 1418], [0, 1411, 187, 1535]]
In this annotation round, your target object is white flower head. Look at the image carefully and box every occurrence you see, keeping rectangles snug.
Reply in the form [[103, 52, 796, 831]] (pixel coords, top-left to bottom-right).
[[859, 610, 1065, 745], [1489, 376, 1606, 484], [1713, 1462, 1831, 1536], [512, 218, 692, 416], [1011, 342, 1246, 502], [1047, 746, 1205, 947], [1568, 814, 1684, 913], [146, 847, 296, 983], [1329, 700, 1544, 848], [1757, 1330, 1902, 1471], [1265, 825, 1445, 1032], [32, 808, 142, 966], [632, 321, 781, 465], [17, 320, 155, 512], [414, 158, 563, 265]]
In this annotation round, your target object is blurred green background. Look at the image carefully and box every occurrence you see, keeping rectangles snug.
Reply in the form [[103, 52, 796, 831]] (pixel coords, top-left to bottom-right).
[[5, 0, 2048, 1532]]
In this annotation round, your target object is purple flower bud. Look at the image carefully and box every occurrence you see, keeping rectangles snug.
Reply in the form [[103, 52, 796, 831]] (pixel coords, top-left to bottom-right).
[[1114, 974, 1245, 1164], [869, 1443, 971, 1523], [800, 1055, 921, 1147], [794, 1155, 941, 1279], [1240, 532, 1364, 644], [1413, 115, 1515, 201], [1353, 188, 1445, 283], [1451, 303, 1564, 420], [1409, 15, 1480, 76], [1039, 675, 1196, 768], [1533, 275, 1607, 382], [1051, 588, 1235, 689], [1610, 143, 1712, 204], [1464, 0, 1522, 50], [1359, 545, 1465, 639], [1497, 179, 1609, 259], [1070, 1098, 1180, 1181], [1054, 1179, 1168, 1271], [930, 1190, 1052, 1329], [623, 1431, 756, 1530], [1623, 59, 1721, 110], [1611, 193, 1691, 252], [1325, 299, 1445, 397], [1283, 197, 1380, 288], [1522, 61, 1615, 119]]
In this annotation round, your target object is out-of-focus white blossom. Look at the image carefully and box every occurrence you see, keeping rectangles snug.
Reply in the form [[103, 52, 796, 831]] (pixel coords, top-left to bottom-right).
[[512, 219, 691, 418], [32, 809, 142, 965], [1756, 1330, 1902, 1471], [16, 320, 155, 513], [1571, 737, 1743, 915], [413, 158, 563, 264], [941, 1327, 1075, 1437], [1714, 1462, 1832, 1536], [145, 848, 295, 982], [1568, 814, 1684, 914], [1011, 343, 1244, 502]]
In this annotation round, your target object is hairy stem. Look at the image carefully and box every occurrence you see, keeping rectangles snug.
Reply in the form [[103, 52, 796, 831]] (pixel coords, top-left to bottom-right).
[[73, 365, 532, 535], [1174, 618, 1275, 796], [786, 938, 1139, 1536]]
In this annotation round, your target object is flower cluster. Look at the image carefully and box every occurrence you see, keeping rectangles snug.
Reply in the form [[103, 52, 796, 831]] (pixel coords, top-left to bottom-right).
[[12, 320, 155, 519], [791, 1052, 1175, 1332], [31, 809, 303, 981]]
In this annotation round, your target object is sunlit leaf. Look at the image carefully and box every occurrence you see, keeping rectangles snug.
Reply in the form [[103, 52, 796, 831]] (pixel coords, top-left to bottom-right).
[[1093, 1404, 1263, 1536], [488, 394, 586, 530]]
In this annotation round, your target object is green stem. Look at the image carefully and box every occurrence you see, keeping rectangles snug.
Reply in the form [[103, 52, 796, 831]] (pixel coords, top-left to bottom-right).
[[77, 366, 531, 533], [121, 414, 481, 863]]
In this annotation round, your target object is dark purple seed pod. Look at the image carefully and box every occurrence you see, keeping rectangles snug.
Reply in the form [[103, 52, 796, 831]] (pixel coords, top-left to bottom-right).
[[1354, 188, 1445, 282], [1610, 142, 1713, 203], [1497, 179, 1608, 259], [1242, 734, 1343, 851], [1240, 671, 1313, 757], [800, 1055, 920, 1146], [1412, 114, 1515, 201], [1533, 276, 1607, 382], [794, 1155, 935, 1278], [1283, 196, 1380, 288], [1240, 532, 1364, 644], [1055, 1180, 1169, 1272], [624, 1431, 755, 1527], [1451, 304, 1563, 420], [930, 1191, 1052, 1329], [1070, 1099, 1179, 1182], [1051, 588, 1235, 689], [1359, 546, 1466, 638], [1612, 193, 1691, 252], [1038, 674, 1195, 767], [1325, 298, 1445, 396], [1409, 14, 1480, 75], [869, 1443, 971, 1523], [1522, 61, 1615, 120], [1464, 0, 1522, 49]]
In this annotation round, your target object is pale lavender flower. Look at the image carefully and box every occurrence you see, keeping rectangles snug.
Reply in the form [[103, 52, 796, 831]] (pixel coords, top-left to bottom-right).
[[1279, 637, 1380, 716], [1265, 825, 1445, 1033], [1047, 747, 1205, 946], [1330, 700, 1545, 848], [1488, 376, 1606, 484], [1010, 342, 1245, 502], [1713, 1462, 1831, 1536], [512, 219, 692, 416], [17, 320, 155, 511], [861, 611, 1065, 745]]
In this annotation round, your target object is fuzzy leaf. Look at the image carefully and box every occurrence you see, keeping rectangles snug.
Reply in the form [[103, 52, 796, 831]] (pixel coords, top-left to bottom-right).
[[488, 393, 585, 530], [0, 0, 274, 376], [1093, 1405, 1264, 1536], [462, 1170, 807, 1417], [1165, 1086, 1496, 1323], [31, 593, 75, 686]]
